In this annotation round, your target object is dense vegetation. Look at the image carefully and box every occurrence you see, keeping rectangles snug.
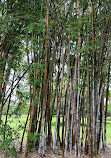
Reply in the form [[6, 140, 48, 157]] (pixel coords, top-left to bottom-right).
[[0, 0, 111, 158]]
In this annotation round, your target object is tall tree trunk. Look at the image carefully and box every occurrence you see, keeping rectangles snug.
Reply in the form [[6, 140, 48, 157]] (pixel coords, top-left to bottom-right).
[[53, 30, 66, 150], [38, 0, 49, 154], [91, 3, 95, 155], [104, 63, 110, 151]]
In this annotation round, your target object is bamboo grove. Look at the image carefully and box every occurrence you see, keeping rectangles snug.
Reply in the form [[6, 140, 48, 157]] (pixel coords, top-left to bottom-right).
[[0, 0, 111, 158]]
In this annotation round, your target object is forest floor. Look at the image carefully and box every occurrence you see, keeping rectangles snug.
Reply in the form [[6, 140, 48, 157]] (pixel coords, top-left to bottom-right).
[[0, 143, 111, 158]]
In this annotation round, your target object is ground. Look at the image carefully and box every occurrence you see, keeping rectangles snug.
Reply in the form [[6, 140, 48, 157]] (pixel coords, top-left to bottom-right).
[[0, 144, 111, 158], [25, 147, 111, 158]]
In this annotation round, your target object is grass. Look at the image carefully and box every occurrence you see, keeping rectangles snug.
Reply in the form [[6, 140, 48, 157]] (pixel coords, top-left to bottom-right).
[[1, 115, 111, 145], [105, 117, 111, 144]]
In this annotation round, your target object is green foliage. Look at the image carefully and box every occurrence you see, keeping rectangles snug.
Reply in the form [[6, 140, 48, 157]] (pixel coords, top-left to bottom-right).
[[2, 105, 13, 115], [0, 122, 18, 158], [0, 0, 110, 156], [28, 133, 42, 142], [5, 146, 17, 158]]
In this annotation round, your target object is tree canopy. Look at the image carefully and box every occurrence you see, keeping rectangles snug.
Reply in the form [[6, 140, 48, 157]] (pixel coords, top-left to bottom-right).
[[0, 0, 111, 158]]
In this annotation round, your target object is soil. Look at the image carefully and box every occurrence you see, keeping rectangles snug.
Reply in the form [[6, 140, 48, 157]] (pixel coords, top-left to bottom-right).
[[0, 143, 111, 158]]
